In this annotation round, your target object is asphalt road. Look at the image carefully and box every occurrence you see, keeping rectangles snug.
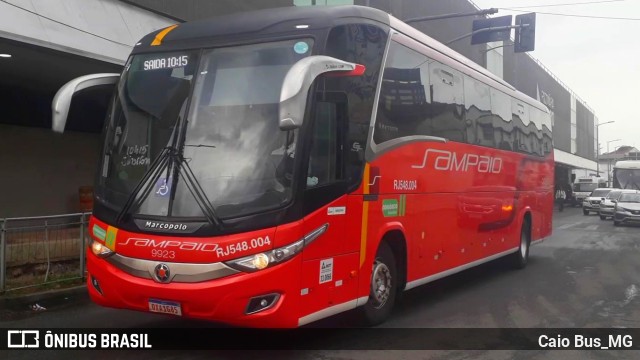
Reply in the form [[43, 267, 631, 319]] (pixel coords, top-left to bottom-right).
[[3, 206, 640, 359]]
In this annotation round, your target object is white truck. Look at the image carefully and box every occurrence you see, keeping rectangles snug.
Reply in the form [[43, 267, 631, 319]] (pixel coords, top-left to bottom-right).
[[572, 176, 607, 206]]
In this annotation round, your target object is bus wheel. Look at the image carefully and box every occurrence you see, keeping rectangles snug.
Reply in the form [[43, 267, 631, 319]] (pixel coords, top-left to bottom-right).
[[511, 218, 531, 269], [360, 242, 397, 326]]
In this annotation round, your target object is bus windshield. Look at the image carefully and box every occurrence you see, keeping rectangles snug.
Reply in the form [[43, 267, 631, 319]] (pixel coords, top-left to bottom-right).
[[96, 39, 314, 219], [614, 168, 640, 190]]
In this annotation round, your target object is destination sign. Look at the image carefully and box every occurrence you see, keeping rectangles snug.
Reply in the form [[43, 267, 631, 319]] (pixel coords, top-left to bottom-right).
[[143, 55, 189, 71]]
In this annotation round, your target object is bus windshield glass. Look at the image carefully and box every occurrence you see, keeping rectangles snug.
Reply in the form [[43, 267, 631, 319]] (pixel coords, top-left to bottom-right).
[[614, 168, 640, 190], [96, 39, 314, 219]]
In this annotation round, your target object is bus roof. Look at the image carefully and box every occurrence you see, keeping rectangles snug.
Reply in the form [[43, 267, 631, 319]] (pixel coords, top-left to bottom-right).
[[134, 5, 548, 113], [135, 5, 390, 51], [614, 160, 640, 169]]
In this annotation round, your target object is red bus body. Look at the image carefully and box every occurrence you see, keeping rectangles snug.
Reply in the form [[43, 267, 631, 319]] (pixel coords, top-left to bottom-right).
[[72, 6, 553, 328]]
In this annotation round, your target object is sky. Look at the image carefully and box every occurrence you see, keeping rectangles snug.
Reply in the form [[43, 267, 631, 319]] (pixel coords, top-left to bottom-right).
[[471, 0, 640, 153]]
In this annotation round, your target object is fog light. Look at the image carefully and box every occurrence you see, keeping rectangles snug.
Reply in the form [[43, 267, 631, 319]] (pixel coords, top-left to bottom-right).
[[90, 275, 103, 295], [252, 253, 269, 270], [245, 293, 280, 315]]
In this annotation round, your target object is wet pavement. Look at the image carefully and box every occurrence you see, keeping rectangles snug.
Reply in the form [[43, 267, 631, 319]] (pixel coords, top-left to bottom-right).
[[3, 206, 640, 359]]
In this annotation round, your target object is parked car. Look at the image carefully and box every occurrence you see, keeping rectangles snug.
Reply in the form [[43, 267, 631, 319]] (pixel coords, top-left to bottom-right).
[[583, 188, 613, 215], [613, 191, 640, 226], [599, 189, 637, 220]]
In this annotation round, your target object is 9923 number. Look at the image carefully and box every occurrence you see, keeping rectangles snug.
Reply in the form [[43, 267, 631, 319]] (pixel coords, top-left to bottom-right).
[[151, 249, 175, 259]]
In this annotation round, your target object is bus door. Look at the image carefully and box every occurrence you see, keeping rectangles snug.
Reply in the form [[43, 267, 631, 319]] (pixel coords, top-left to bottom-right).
[[299, 94, 360, 317]]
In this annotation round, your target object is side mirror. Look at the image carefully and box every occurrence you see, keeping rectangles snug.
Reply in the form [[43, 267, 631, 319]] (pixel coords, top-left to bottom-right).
[[52, 73, 120, 133], [279, 55, 364, 130], [601, 197, 606, 201]]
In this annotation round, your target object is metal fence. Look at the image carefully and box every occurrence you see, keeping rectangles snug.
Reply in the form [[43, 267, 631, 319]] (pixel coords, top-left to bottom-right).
[[0, 213, 91, 293]]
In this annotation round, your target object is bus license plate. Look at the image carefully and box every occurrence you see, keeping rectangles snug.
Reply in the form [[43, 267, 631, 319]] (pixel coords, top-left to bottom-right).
[[148, 299, 182, 316]]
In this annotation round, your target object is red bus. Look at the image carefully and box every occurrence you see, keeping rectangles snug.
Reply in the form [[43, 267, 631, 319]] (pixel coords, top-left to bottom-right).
[[52, 5, 553, 328]]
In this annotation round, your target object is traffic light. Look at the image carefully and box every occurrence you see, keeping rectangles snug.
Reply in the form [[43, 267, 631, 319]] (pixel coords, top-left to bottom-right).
[[515, 13, 536, 53]]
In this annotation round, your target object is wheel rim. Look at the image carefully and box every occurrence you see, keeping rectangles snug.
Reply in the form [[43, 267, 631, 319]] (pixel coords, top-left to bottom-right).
[[520, 227, 528, 258], [370, 261, 392, 309]]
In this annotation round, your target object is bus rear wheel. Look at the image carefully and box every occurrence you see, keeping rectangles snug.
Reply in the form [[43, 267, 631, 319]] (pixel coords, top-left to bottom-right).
[[510, 218, 531, 269], [359, 242, 397, 326]]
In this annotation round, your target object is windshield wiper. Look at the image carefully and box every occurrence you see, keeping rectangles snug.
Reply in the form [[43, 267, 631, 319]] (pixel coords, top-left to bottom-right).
[[116, 147, 171, 224], [115, 148, 222, 228], [176, 156, 221, 227]]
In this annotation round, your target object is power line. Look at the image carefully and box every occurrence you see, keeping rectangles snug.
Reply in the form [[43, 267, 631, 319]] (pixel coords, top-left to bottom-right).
[[0, 0, 134, 47], [507, 0, 626, 9], [500, 8, 640, 20]]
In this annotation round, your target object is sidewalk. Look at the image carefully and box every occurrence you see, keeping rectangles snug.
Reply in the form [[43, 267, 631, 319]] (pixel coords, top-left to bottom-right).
[[0, 285, 87, 321]]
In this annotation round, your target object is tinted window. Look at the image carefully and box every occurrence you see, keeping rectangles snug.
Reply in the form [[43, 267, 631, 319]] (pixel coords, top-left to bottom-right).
[[490, 88, 512, 150], [591, 189, 610, 197], [374, 41, 465, 144], [428, 62, 465, 142], [607, 190, 621, 199], [575, 183, 598, 192], [374, 41, 429, 144], [307, 102, 341, 188], [463, 75, 490, 147], [325, 24, 388, 187], [620, 193, 640, 202], [373, 39, 550, 157]]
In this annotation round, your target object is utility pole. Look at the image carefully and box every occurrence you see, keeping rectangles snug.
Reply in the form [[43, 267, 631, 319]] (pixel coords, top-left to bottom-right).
[[596, 121, 614, 177]]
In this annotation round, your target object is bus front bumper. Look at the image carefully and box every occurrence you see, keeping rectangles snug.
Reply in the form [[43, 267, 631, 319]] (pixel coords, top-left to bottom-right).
[[86, 248, 302, 328]]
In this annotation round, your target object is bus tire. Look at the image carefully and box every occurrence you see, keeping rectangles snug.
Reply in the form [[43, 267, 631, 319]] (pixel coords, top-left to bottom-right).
[[583, 209, 589, 215], [600, 215, 606, 220], [359, 241, 397, 326], [510, 217, 531, 270]]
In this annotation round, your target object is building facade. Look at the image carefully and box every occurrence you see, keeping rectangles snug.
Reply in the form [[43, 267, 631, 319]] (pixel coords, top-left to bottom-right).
[[0, 0, 598, 217]]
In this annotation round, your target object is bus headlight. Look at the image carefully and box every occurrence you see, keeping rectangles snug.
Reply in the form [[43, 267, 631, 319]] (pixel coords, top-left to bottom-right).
[[225, 239, 304, 272], [252, 253, 270, 270], [225, 223, 328, 272], [90, 239, 114, 258]]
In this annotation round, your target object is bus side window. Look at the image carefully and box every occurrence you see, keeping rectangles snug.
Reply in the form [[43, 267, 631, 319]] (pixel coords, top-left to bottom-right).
[[464, 74, 492, 147], [373, 41, 429, 144], [307, 101, 345, 188], [490, 88, 512, 151], [427, 62, 465, 142]]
